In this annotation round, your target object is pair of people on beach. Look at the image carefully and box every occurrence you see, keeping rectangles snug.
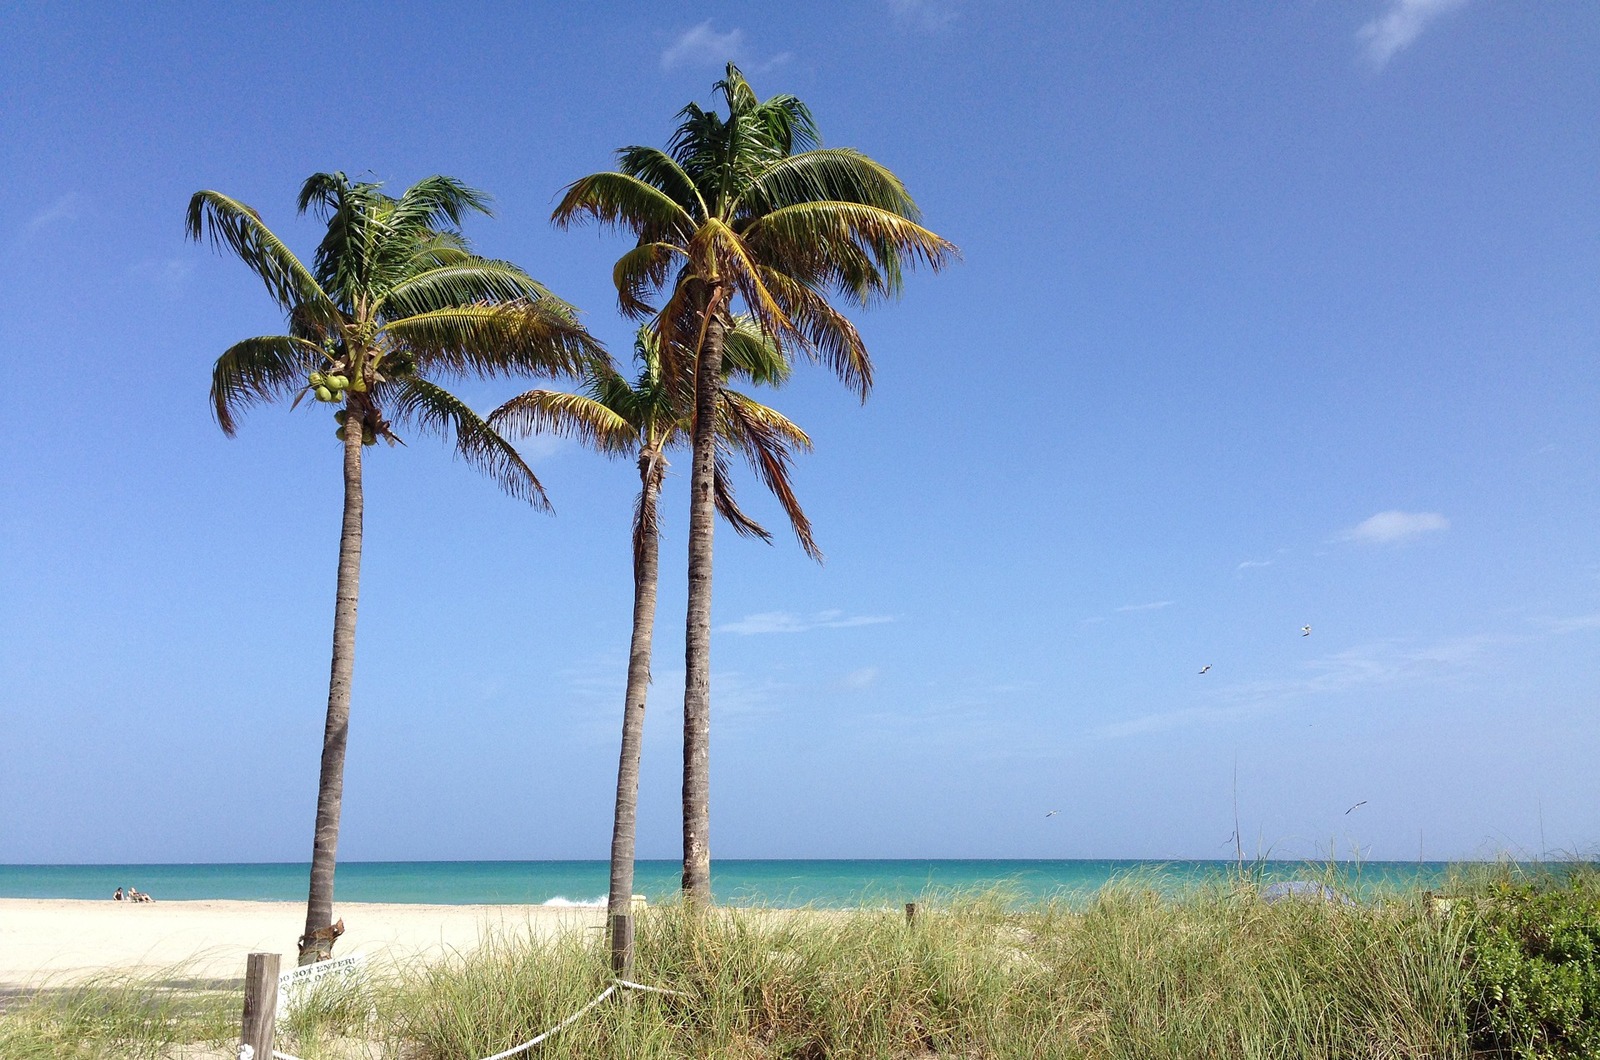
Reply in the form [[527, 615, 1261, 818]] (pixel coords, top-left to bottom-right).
[[112, 886, 153, 903]]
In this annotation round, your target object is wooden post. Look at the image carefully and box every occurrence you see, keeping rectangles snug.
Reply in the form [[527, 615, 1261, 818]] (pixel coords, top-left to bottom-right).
[[240, 952, 280, 1059], [609, 912, 635, 977], [904, 902, 918, 927]]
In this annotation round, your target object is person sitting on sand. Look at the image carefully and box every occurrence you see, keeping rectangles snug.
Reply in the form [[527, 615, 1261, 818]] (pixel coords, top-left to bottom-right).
[[113, 887, 123, 901]]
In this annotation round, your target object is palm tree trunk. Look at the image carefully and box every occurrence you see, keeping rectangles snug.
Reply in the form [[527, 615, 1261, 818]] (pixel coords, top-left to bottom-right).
[[681, 313, 727, 905], [299, 414, 364, 965], [608, 449, 665, 972]]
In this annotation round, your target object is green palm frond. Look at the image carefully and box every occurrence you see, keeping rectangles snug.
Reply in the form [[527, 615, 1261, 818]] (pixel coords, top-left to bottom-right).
[[612, 242, 687, 320], [719, 389, 819, 558], [385, 302, 601, 381], [721, 314, 791, 386], [211, 335, 323, 436], [186, 192, 337, 328], [756, 267, 872, 398], [696, 218, 790, 337], [552, 172, 696, 241], [745, 201, 956, 295], [711, 453, 773, 544], [488, 390, 636, 455], [385, 377, 550, 510], [380, 261, 557, 320], [386, 174, 493, 232], [734, 149, 919, 218], [617, 147, 709, 219]]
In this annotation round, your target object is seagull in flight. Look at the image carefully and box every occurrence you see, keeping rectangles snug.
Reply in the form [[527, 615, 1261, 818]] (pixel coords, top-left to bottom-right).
[[1044, 810, 1059, 818], [1345, 800, 1367, 815], [1301, 625, 1312, 637], [1198, 665, 1212, 674]]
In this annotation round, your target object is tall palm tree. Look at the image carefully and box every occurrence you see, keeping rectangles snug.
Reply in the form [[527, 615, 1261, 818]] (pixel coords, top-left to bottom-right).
[[490, 318, 815, 970], [553, 64, 956, 903], [188, 172, 601, 964]]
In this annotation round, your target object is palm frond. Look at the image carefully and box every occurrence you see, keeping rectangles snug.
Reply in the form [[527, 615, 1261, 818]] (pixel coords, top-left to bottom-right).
[[380, 260, 556, 320], [385, 301, 604, 381], [744, 201, 957, 301], [185, 191, 336, 326], [712, 453, 773, 544], [387, 175, 493, 232], [721, 314, 791, 386], [719, 390, 820, 560], [487, 390, 636, 455], [385, 377, 551, 510], [612, 242, 686, 320], [617, 146, 709, 219], [210, 335, 323, 436], [757, 267, 873, 398], [551, 172, 696, 241], [735, 148, 919, 218], [697, 218, 790, 340]]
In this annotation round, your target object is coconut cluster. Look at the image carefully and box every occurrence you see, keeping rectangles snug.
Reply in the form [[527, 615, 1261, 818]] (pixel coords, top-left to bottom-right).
[[307, 371, 351, 403]]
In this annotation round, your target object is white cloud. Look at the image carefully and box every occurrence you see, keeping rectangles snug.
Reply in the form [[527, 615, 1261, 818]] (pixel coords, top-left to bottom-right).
[[1236, 559, 1274, 571], [1341, 510, 1449, 545], [1357, 0, 1468, 69], [22, 193, 81, 235], [719, 609, 894, 635], [1116, 600, 1173, 613], [1533, 613, 1600, 635], [1094, 633, 1500, 740], [128, 257, 194, 297], [661, 21, 746, 71], [887, 0, 959, 31], [842, 666, 880, 689]]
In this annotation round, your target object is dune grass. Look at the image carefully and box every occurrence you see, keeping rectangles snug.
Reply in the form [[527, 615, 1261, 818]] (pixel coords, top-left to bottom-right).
[[7, 865, 1595, 1059]]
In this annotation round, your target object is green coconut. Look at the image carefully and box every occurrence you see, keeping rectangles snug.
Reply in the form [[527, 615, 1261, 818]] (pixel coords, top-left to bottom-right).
[[326, 374, 349, 391], [314, 385, 334, 402], [361, 427, 377, 446], [334, 409, 349, 424], [335, 426, 347, 441], [308, 371, 326, 387]]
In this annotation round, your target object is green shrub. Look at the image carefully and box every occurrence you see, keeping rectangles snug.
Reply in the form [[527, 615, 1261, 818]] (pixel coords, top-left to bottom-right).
[[1463, 868, 1600, 1060]]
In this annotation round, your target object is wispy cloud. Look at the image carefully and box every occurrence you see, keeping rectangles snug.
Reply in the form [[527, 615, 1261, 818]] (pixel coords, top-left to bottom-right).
[[719, 609, 894, 635], [1357, 0, 1469, 69], [662, 21, 745, 71], [22, 193, 81, 236], [1116, 600, 1173, 613], [1094, 633, 1501, 739], [1236, 559, 1274, 571], [841, 666, 880, 689], [1532, 613, 1600, 635], [1341, 510, 1449, 545], [128, 257, 194, 297], [887, 0, 959, 31]]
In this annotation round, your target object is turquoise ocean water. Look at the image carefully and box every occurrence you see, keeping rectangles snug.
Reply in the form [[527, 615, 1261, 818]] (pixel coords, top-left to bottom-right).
[[0, 860, 1465, 908]]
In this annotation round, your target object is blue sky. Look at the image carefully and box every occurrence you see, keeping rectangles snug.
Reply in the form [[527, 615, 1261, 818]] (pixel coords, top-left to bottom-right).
[[2, 0, 1596, 865]]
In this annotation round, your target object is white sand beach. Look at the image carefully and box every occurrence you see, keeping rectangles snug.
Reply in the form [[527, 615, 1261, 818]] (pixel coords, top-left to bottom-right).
[[0, 898, 607, 989]]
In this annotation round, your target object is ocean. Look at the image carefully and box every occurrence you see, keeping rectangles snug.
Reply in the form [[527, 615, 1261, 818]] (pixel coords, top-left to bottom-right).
[[0, 860, 1466, 907]]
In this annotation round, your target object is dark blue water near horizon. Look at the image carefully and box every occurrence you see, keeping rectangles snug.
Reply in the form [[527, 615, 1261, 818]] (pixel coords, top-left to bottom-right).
[[0, 859, 1484, 907]]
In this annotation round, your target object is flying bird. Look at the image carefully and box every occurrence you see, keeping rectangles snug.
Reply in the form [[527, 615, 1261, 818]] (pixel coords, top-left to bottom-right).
[[1345, 801, 1367, 815], [1301, 625, 1312, 637], [1044, 810, 1059, 818], [1198, 665, 1212, 674]]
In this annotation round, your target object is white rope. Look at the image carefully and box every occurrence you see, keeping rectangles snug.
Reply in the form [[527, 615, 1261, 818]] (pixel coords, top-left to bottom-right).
[[257, 976, 682, 1060], [477, 984, 617, 1060], [613, 977, 690, 998]]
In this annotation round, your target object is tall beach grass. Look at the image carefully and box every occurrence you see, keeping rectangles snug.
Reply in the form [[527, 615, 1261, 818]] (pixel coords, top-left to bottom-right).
[[5, 864, 1594, 1059]]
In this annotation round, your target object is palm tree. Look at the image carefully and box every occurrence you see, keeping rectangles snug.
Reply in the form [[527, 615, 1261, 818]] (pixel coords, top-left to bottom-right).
[[553, 64, 956, 903], [490, 318, 815, 970], [188, 172, 601, 964]]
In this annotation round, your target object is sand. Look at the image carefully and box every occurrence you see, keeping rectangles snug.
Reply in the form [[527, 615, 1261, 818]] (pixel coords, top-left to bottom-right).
[[0, 898, 607, 989]]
